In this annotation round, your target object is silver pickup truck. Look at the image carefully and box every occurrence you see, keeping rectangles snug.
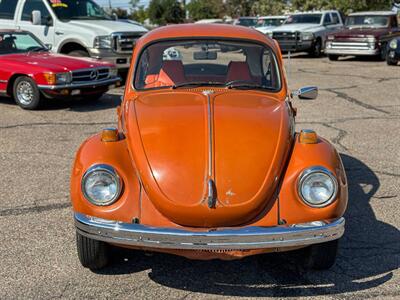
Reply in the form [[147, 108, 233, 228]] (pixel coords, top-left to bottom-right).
[[270, 11, 344, 57]]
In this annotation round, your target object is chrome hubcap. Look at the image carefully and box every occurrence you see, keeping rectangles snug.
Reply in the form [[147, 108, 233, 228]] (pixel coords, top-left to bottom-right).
[[16, 81, 34, 105]]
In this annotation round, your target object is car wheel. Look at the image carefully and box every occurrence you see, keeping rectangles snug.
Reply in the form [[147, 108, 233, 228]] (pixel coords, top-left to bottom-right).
[[328, 55, 339, 61], [13, 76, 42, 110], [379, 45, 387, 61], [68, 50, 90, 57], [309, 39, 322, 58], [304, 239, 339, 270], [76, 231, 109, 270], [386, 56, 398, 66]]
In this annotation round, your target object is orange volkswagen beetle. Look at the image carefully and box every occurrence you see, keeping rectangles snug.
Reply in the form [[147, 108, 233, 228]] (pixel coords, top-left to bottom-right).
[[70, 24, 348, 270]]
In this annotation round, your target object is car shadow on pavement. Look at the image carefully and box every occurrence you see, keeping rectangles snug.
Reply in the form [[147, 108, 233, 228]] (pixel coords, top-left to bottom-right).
[[44, 93, 122, 112], [97, 154, 399, 297]]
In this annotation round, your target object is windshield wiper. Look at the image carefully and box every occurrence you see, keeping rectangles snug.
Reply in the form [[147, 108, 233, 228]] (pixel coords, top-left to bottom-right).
[[225, 80, 274, 91], [28, 46, 48, 53], [172, 81, 225, 89]]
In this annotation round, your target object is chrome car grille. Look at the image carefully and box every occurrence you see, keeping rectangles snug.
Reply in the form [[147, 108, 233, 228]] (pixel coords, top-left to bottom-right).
[[329, 41, 372, 51], [72, 68, 110, 83], [272, 32, 299, 41], [112, 32, 145, 53]]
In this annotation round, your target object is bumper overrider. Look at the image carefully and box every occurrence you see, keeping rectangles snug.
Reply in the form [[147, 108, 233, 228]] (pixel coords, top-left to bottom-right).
[[75, 213, 345, 250]]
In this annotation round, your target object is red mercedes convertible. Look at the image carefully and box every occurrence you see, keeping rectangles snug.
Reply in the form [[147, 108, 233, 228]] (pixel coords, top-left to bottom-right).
[[0, 30, 121, 110]]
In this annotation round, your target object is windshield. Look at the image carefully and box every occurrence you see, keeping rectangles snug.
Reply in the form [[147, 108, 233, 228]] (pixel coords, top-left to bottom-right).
[[0, 32, 46, 55], [285, 14, 322, 24], [345, 15, 390, 28], [237, 18, 258, 27], [47, 0, 111, 21], [256, 18, 286, 28], [135, 39, 281, 91]]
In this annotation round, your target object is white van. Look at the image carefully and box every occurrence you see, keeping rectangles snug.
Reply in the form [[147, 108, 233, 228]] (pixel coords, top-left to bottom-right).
[[0, 0, 148, 70]]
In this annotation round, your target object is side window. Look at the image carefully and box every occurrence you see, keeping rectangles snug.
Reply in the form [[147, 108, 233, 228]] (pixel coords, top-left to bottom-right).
[[21, 0, 51, 23], [331, 13, 340, 24], [0, 0, 18, 20], [323, 13, 332, 25]]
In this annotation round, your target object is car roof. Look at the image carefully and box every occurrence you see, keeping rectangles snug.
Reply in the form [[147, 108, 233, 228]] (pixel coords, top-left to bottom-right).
[[349, 11, 396, 16], [0, 29, 26, 33], [259, 16, 287, 19], [136, 24, 278, 51]]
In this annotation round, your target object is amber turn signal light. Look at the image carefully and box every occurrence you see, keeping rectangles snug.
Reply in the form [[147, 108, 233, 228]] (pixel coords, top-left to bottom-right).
[[43, 73, 56, 85], [299, 129, 318, 144], [101, 128, 119, 142]]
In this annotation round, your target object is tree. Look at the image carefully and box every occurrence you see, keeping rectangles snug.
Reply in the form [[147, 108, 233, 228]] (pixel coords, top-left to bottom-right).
[[130, 6, 148, 23], [187, 0, 225, 21], [111, 8, 128, 19], [148, 0, 185, 25], [291, 0, 392, 14], [252, 0, 286, 16], [226, 0, 256, 17]]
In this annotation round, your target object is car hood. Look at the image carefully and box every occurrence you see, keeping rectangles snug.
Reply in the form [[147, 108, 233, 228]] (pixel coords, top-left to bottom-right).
[[0, 52, 112, 72], [272, 23, 322, 32], [331, 27, 389, 39], [255, 26, 276, 33], [125, 90, 291, 227], [67, 20, 148, 35]]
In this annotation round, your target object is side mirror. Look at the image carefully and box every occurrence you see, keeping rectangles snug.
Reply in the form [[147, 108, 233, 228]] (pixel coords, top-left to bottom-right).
[[32, 10, 41, 25], [293, 86, 318, 100]]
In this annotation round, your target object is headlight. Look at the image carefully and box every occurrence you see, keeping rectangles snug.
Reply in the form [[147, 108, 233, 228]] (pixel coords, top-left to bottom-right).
[[94, 35, 112, 49], [389, 39, 398, 49], [301, 32, 314, 41], [109, 67, 118, 78], [81, 164, 122, 206], [56, 72, 72, 84], [298, 167, 338, 207], [43, 72, 72, 85]]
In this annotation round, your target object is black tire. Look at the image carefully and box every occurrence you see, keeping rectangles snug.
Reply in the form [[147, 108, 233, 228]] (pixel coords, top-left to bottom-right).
[[304, 239, 339, 270], [379, 44, 387, 61], [328, 55, 339, 61], [386, 56, 398, 66], [309, 39, 322, 58], [68, 50, 90, 57], [13, 76, 42, 110], [76, 231, 109, 270]]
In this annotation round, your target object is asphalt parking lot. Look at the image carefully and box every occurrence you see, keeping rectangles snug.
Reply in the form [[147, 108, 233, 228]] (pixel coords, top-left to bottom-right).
[[0, 55, 399, 299]]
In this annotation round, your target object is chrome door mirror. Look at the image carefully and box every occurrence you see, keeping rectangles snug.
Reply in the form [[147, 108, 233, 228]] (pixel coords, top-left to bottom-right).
[[293, 86, 318, 100], [32, 10, 42, 25]]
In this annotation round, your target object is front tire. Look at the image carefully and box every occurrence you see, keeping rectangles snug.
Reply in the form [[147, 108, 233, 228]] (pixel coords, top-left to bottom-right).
[[328, 55, 339, 61], [68, 50, 90, 57], [386, 55, 398, 66], [309, 39, 322, 58], [304, 239, 339, 270], [76, 231, 109, 270], [13, 76, 42, 110]]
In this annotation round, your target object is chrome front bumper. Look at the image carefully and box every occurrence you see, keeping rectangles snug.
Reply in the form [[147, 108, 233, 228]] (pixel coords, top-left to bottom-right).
[[38, 77, 121, 90], [325, 48, 380, 56], [75, 213, 345, 250]]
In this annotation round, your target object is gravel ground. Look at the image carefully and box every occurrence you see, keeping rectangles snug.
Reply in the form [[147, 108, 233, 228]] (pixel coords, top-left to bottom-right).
[[0, 55, 399, 299]]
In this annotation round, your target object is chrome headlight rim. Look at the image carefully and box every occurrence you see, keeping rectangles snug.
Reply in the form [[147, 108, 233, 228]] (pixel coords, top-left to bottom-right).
[[389, 38, 398, 50], [297, 166, 338, 208], [81, 164, 123, 206], [94, 35, 112, 49]]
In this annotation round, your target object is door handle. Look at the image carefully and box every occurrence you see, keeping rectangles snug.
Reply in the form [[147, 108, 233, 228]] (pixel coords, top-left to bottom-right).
[[55, 31, 64, 35]]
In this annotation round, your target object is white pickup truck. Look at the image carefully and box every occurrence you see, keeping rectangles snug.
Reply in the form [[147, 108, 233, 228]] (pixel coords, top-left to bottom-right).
[[270, 11, 344, 57], [0, 0, 148, 71]]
